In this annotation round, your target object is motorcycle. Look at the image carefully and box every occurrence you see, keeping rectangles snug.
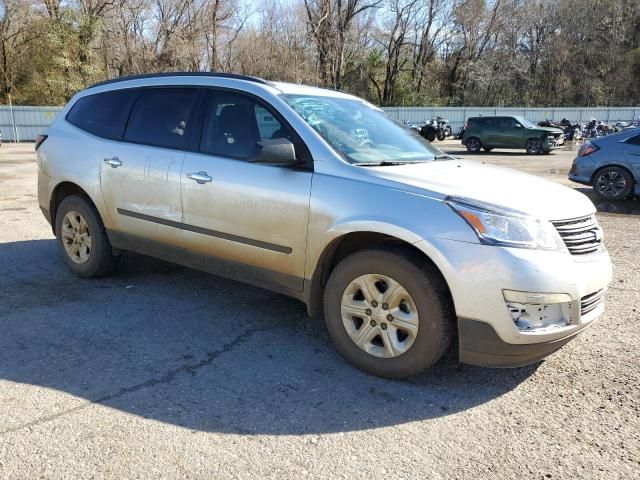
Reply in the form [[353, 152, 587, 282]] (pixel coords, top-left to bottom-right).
[[418, 116, 451, 142], [583, 119, 599, 138], [559, 118, 581, 141], [538, 118, 561, 129], [418, 119, 438, 142], [402, 120, 423, 134], [434, 116, 452, 140]]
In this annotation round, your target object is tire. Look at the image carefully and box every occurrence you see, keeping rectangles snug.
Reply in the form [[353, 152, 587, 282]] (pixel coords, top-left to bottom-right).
[[593, 166, 634, 201], [466, 137, 482, 153], [525, 138, 543, 155], [483, 147, 493, 152], [436, 129, 445, 141], [55, 195, 119, 278], [323, 249, 454, 379]]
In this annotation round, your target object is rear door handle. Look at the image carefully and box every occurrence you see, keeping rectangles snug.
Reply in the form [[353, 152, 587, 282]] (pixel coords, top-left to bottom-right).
[[103, 157, 122, 168], [187, 171, 213, 184]]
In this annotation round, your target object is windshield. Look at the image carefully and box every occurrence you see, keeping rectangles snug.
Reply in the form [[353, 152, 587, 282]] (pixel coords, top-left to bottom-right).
[[514, 116, 536, 128], [281, 94, 442, 165]]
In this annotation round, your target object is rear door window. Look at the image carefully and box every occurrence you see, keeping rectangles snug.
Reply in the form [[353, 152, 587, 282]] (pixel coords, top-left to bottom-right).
[[483, 118, 498, 128], [124, 88, 199, 150], [66, 89, 139, 140]]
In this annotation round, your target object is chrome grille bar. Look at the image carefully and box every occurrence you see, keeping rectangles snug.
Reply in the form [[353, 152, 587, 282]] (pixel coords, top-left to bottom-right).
[[552, 215, 603, 255], [581, 288, 607, 315]]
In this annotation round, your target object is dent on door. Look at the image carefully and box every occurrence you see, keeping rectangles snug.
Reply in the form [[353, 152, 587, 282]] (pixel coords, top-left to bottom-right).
[[101, 144, 185, 249]]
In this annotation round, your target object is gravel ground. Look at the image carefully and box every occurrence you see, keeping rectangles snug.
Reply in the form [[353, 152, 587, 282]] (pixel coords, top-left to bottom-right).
[[0, 141, 638, 479]]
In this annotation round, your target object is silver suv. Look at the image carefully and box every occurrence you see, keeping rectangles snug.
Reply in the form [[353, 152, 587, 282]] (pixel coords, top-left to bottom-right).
[[37, 73, 612, 378]]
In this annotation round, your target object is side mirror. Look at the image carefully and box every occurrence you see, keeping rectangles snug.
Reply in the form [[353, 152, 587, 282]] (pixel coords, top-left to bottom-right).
[[250, 138, 301, 166], [514, 123, 522, 128]]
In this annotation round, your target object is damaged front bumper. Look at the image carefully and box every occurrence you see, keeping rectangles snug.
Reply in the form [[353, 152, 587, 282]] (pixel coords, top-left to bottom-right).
[[543, 134, 565, 151]]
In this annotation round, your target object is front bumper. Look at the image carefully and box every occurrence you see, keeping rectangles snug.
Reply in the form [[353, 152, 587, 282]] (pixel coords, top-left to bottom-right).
[[414, 238, 612, 364], [458, 317, 585, 367], [543, 135, 564, 151], [40, 206, 51, 225]]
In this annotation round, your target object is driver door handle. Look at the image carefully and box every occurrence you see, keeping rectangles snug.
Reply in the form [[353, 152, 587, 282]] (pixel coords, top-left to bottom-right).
[[187, 171, 213, 184], [103, 157, 122, 168]]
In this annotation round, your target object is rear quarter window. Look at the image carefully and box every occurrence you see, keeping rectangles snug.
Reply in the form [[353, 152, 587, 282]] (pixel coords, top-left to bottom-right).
[[470, 118, 488, 128], [66, 89, 139, 140], [626, 135, 640, 146]]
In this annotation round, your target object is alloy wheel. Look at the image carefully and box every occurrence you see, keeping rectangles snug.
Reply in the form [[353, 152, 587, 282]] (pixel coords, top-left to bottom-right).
[[526, 139, 542, 154], [596, 170, 628, 199], [61, 210, 92, 264], [340, 274, 419, 358], [467, 138, 480, 152]]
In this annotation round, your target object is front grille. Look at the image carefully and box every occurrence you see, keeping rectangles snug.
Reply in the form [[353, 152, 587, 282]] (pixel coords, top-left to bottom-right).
[[581, 288, 606, 316], [552, 215, 603, 255]]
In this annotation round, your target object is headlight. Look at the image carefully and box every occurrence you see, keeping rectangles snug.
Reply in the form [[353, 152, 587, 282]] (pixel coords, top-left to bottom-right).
[[446, 197, 566, 251]]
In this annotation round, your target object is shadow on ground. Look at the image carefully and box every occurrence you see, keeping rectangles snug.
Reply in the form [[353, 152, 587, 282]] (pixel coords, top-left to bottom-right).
[[575, 188, 640, 216], [0, 239, 539, 435]]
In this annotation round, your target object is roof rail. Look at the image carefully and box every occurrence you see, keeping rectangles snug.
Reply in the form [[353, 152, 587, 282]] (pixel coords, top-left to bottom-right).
[[88, 72, 271, 89]]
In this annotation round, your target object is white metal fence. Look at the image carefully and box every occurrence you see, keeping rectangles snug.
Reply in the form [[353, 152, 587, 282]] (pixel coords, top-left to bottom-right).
[[1, 105, 640, 142], [0, 106, 62, 142]]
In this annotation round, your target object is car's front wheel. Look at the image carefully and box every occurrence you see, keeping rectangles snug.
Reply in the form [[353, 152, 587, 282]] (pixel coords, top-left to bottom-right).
[[594, 166, 634, 201], [323, 249, 454, 379], [55, 195, 120, 278]]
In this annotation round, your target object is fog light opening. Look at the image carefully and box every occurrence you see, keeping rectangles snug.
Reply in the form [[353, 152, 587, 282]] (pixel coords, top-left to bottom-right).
[[503, 290, 575, 332]]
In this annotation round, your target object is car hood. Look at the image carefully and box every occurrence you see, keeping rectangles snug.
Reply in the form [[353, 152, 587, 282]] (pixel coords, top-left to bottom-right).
[[537, 127, 564, 135], [369, 159, 595, 221]]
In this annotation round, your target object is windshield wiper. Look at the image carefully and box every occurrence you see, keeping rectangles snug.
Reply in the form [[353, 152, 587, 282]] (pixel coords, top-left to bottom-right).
[[356, 161, 409, 166], [434, 154, 456, 161], [355, 160, 432, 167]]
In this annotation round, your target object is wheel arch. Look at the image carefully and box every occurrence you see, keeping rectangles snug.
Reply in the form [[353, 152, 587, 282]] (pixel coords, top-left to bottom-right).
[[306, 230, 454, 320], [49, 181, 99, 235]]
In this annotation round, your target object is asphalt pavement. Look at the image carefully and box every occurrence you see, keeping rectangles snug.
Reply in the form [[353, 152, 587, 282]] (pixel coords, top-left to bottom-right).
[[0, 142, 638, 479]]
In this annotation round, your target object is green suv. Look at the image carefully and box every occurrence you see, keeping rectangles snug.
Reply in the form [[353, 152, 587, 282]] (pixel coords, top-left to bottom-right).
[[462, 116, 564, 154]]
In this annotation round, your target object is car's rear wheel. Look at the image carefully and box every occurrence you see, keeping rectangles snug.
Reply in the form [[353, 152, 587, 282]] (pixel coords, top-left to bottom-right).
[[323, 249, 454, 379], [525, 138, 543, 154], [594, 166, 634, 201], [466, 137, 482, 153], [55, 195, 119, 278]]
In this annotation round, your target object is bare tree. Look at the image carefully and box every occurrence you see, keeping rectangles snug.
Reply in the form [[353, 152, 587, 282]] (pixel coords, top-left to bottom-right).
[[0, 0, 42, 98], [378, 0, 417, 104], [303, 0, 380, 88], [1, 0, 639, 107]]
